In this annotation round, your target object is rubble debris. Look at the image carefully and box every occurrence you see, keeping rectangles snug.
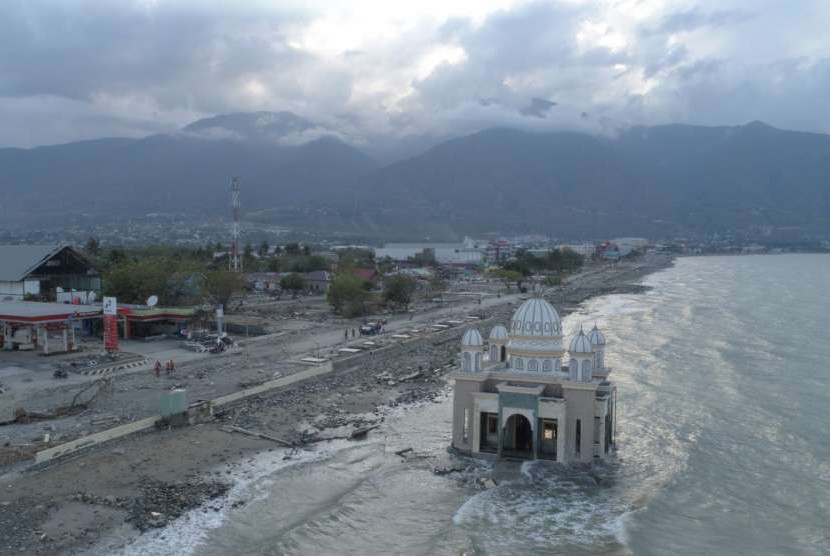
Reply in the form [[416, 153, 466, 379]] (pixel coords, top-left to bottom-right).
[[349, 424, 380, 440], [432, 464, 466, 476], [221, 425, 294, 447], [123, 480, 230, 531]]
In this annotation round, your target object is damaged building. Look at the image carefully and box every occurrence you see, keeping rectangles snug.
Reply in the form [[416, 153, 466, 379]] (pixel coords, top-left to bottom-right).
[[451, 298, 616, 463], [0, 244, 101, 303]]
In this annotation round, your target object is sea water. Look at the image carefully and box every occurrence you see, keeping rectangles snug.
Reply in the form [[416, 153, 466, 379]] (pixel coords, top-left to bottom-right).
[[115, 254, 830, 555]]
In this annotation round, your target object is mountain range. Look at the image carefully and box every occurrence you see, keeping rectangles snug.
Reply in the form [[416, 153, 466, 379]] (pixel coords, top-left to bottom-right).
[[2, 111, 829, 241]]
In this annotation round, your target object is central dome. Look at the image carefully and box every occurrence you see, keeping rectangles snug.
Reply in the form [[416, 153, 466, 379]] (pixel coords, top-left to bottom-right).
[[510, 298, 562, 338]]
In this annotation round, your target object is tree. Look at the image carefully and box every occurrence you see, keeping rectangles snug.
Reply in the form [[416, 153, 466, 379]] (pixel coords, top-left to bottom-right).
[[383, 275, 417, 311], [106, 248, 126, 266], [490, 268, 524, 290], [338, 248, 375, 269], [279, 273, 307, 297], [258, 240, 269, 258], [284, 242, 301, 256], [243, 242, 256, 269], [85, 237, 101, 258], [204, 271, 246, 310], [326, 273, 370, 317], [287, 255, 328, 273]]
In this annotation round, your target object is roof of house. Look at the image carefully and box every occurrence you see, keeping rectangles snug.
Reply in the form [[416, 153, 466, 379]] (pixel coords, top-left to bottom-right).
[[351, 268, 379, 282], [0, 244, 68, 282], [305, 270, 331, 281]]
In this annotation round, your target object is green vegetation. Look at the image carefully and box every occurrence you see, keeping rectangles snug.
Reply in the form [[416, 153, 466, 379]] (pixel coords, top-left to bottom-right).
[[204, 271, 247, 309], [326, 273, 372, 317], [489, 268, 524, 290], [491, 248, 584, 291], [337, 248, 375, 269], [383, 275, 417, 311], [279, 272, 307, 296], [99, 246, 245, 308]]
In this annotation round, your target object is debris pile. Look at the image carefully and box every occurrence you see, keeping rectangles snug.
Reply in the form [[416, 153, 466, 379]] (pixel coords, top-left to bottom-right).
[[124, 480, 230, 531]]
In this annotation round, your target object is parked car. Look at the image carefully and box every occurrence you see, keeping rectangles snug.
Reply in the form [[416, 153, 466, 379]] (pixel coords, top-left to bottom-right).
[[360, 322, 382, 335]]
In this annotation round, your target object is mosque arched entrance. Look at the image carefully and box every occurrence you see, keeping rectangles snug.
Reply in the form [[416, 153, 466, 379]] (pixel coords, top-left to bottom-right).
[[502, 414, 533, 459]]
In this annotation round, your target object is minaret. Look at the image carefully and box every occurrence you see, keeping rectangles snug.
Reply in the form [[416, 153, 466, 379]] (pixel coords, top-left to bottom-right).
[[588, 323, 607, 371], [488, 325, 508, 363], [568, 326, 594, 382], [461, 328, 484, 371]]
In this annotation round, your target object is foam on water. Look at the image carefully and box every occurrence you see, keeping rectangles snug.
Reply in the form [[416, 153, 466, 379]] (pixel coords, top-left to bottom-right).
[[112, 444, 340, 556], [453, 465, 627, 550]]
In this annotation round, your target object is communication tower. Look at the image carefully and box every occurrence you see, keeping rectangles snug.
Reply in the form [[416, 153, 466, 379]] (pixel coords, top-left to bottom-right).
[[230, 177, 242, 272]]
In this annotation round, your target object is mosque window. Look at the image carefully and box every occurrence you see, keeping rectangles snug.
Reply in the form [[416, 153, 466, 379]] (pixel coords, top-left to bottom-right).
[[543, 359, 552, 372], [514, 357, 524, 370], [555, 359, 561, 372], [463, 352, 471, 371], [475, 353, 482, 370], [528, 359, 538, 371]]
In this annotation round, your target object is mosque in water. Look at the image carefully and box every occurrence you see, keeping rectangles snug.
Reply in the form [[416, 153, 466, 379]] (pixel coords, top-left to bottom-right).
[[451, 297, 616, 463]]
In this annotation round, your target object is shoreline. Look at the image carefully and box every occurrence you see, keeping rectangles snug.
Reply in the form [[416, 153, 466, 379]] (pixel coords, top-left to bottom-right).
[[0, 253, 674, 555]]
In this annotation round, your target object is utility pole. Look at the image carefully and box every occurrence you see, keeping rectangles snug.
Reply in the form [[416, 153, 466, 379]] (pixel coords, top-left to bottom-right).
[[230, 177, 242, 272]]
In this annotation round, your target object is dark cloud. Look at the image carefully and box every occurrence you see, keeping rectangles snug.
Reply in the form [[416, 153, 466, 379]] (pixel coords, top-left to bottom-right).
[[520, 98, 557, 118]]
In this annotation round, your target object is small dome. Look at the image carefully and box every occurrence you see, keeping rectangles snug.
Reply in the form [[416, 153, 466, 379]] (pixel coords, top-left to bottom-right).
[[461, 328, 484, 347], [489, 325, 509, 341], [510, 298, 562, 338], [588, 324, 606, 346], [569, 328, 593, 353]]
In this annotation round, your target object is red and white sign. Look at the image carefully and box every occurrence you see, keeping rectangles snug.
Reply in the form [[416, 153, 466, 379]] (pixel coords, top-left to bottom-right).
[[103, 296, 119, 352]]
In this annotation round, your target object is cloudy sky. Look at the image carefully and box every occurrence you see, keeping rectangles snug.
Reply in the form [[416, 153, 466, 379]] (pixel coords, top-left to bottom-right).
[[1, 0, 829, 148]]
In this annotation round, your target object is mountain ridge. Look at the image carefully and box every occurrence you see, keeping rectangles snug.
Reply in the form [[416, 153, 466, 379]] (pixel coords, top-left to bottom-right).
[[3, 112, 830, 240]]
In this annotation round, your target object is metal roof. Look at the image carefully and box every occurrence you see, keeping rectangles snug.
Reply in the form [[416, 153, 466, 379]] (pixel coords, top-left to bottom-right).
[[0, 244, 66, 282], [0, 300, 101, 323]]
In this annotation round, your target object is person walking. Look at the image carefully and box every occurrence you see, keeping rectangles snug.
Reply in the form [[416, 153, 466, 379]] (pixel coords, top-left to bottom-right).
[[154, 360, 162, 377], [345, 329, 349, 341]]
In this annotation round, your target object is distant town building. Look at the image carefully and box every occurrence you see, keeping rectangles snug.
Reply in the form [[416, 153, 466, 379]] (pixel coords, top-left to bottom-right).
[[557, 243, 596, 257], [451, 298, 615, 463], [485, 239, 513, 263], [375, 236, 485, 265], [610, 237, 648, 256], [0, 244, 101, 302]]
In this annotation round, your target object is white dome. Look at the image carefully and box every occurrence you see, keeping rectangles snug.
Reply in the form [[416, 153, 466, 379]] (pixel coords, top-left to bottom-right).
[[489, 325, 509, 341], [588, 324, 606, 346], [569, 329, 593, 353], [510, 298, 562, 338], [461, 328, 484, 347]]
